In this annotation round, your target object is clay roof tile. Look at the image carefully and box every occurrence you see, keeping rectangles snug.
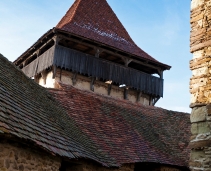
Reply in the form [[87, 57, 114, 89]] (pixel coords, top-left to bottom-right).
[[56, 0, 164, 64]]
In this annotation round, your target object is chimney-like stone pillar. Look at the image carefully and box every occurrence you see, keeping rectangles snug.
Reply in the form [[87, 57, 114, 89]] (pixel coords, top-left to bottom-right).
[[190, 0, 211, 170]]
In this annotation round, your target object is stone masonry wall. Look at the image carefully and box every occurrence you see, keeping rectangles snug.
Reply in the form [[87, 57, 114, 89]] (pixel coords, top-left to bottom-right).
[[190, 0, 211, 170], [0, 140, 60, 171], [190, 0, 211, 104], [64, 160, 186, 171], [37, 69, 151, 105], [65, 160, 134, 171]]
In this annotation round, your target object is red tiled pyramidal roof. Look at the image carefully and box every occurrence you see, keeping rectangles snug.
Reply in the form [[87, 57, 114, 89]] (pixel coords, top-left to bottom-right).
[[56, 0, 160, 63], [49, 82, 191, 167]]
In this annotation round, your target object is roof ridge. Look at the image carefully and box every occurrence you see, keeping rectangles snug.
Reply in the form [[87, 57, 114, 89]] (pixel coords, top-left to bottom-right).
[[49, 81, 189, 115]]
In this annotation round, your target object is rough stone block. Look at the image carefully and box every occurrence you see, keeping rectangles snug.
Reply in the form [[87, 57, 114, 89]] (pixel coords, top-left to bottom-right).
[[191, 0, 204, 10], [192, 123, 198, 135], [190, 150, 205, 160], [191, 13, 204, 23], [191, 106, 207, 123], [189, 161, 203, 168], [206, 104, 211, 115], [190, 140, 211, 148], [199, 122, 210, 133], [193, 50, 204, 59], [192, 66, 209, 77]]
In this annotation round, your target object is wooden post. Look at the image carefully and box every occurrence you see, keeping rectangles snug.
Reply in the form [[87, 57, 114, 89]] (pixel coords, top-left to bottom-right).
[[72, 72, 77, 86], [152, 97, 160, 106], [149, 96, 152, 106], [137, 91, 142, 102], [23, 61, 26, 67], [95, 48, 100, 58], [108, 83, 112, 95], [52, 65, 57, 79], [124, 88, 128, 100], [94, 48, 102, 81], [59, 68, 62, 81], [90, 77, 96, 91], [158, 69, 163, 79], [41, 70, 47, 85], [53, 35, 61, 45], [34, 75, 39, 83], [121, 57, 133, 67]]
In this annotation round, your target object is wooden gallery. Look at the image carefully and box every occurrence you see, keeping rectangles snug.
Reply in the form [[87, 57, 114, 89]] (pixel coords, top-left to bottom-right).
[[0, 0, 191, 171]]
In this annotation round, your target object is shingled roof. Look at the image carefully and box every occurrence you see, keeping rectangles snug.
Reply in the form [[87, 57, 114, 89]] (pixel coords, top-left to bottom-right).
[[56, 0, 163, 64], [0, 54, 190, 167], [0, 54, 117, 166], [49, 83, 191, 167]]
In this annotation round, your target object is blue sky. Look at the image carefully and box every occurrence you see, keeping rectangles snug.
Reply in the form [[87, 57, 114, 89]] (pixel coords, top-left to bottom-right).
[[0, 0, 192, 113]]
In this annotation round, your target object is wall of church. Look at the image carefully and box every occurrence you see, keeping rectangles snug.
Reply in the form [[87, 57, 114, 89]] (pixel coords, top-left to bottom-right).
[[0, 140, 60, 171], [37, 69, 151, 105], [63, 161, 187, 171], [64, 160, 134, 171], [189, 0, 211, 170]]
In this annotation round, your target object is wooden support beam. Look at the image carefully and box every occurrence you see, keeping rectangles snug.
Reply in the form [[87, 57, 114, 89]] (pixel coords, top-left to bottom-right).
[[152, 97, 160, 106], [137, 91, 142, 102], [83, 47, 93, 53], [35, 49, 40, 57], [52, 65, 57, 79], [108, 83, 112, 95], [59, 68, 62, 81], [120, 56, 133, 67], [149, 96, 153, 106], [95, 48, 103, 58], [58, 35, 162, 72], [35, 75, 39, 83], [23, 61, 27, 67], [71, 42, 78, 48], [53, 35, 61, 45], [90, 77, 96, 91], [72, 72, 77, 86], [157, 69, 164, 79], [124, 88, 129, 100], [41, 70, 47, 85], [37, 38, 54, 55]]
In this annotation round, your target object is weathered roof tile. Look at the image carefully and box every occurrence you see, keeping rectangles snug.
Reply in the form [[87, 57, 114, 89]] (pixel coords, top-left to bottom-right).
[[0, 53, 190, 167], [56, 0, 166, 65], [49, 82, 191, 167]]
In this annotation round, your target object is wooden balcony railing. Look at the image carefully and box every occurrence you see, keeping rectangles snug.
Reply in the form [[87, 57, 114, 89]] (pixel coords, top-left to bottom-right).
[[22, 45, 164, 97]]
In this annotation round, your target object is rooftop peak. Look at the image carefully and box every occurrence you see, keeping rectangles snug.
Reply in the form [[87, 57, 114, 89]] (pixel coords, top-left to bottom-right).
[[56, 0, 160, 63], [56, 0, 134, 45]]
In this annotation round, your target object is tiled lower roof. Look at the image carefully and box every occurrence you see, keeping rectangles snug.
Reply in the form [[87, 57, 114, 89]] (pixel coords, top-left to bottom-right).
[[49, 83, 191, 167], [0, 55, 116, 166], [0, 54, 190, 167]]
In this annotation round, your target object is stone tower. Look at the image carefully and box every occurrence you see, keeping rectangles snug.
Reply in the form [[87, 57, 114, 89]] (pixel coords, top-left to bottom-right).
[[190, 0, 211, 170], [14, 0, 170, 106]]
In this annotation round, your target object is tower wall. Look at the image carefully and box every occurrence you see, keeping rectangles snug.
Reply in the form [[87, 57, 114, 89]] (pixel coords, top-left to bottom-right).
[[190, 0, 211, 170], [37, 69, 151, 105]]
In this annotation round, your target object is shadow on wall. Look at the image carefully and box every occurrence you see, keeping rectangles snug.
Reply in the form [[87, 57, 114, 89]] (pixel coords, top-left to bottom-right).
[[134, 163, 190, 171]]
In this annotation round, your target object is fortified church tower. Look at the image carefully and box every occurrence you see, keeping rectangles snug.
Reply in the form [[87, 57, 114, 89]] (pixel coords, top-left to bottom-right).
[[14, 0, 170, 106], [190, 0, 211, 170]]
